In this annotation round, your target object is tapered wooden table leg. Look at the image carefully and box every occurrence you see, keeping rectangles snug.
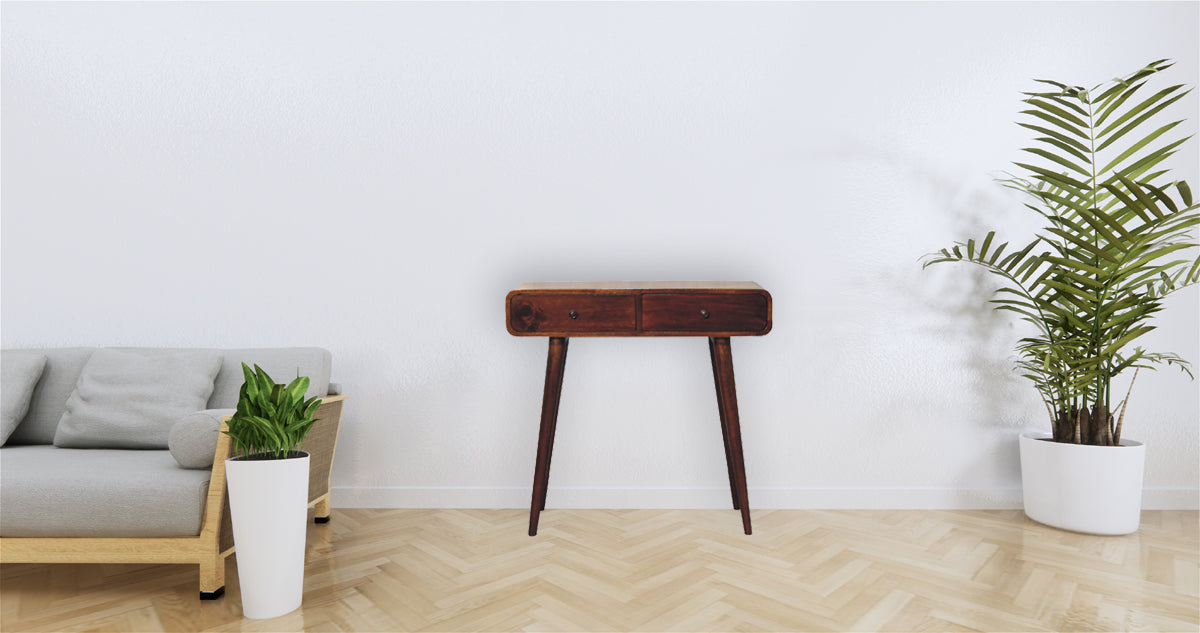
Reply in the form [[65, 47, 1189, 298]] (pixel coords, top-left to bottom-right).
[[709, 337, 740, 510], [530, 337, 568, 536], [711, 337, 751, 534], [539, 339, 568, 512]]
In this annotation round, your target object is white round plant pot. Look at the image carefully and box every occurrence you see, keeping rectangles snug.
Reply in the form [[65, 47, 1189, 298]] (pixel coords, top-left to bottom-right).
[[225, 451, 310, 619], [1019, 432, 1145, 535]]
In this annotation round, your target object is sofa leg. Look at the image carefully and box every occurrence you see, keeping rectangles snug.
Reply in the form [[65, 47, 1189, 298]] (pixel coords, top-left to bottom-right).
[[199, 555, 225, 600], [314, 497, 331, 523], [200, 586, 225, 600]]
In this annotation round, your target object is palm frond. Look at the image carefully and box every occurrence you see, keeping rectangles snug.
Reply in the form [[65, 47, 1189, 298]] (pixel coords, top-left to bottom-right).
[[925, 60, 1197, 444]]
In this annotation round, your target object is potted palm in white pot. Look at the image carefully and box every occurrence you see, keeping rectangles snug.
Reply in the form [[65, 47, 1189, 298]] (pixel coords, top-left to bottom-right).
[[925, 60, 1198, 535], [224, 363, 322, 619]]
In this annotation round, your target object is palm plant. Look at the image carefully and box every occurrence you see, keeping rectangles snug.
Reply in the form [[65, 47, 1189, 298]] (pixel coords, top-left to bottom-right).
[[925, 60, 1199, 446], [224, 363, 323, 459]]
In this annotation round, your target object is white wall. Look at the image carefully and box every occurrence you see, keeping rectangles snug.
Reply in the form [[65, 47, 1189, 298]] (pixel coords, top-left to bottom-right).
[[3, 2, 1196, 510]]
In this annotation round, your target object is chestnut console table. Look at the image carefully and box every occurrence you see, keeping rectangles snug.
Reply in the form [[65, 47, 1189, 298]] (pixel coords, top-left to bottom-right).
[[506, 281, 772, 535]]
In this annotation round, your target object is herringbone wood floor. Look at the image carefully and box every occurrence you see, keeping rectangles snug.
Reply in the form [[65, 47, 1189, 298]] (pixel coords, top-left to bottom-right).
[[1, 509, 1196, 632]]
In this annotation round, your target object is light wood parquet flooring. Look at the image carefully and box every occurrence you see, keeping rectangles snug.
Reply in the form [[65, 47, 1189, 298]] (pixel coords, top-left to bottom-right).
[[1, 509, 1196, 632]]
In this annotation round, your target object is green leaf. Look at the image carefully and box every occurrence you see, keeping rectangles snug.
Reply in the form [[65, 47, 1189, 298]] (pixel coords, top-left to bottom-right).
[[1018, 256, 1048, 283], [1097, 90, 1188, 152], [1018, 123, 1091, 156], [1077, 207, 1128, 248], [1021, 109, 1088, 140], [1104, 182, 1153, 222], [1044, 226, 1122, 263], [1118, 175, 1165, 218], [1102, 325, 1157, 357], [1038, 255, 1108, 277], [1177, 181, 1193, 206], [1145, 183, 1179, 214], [1032, 78, 1070, 91], [1103, 308, 1150, 331], [1014, 162, 1089, 191], [1110, 137, 1188, 184], [241, 363, 259, 402], [1098, 120, 1184, 174], [1021, 147, 1092, 179], [1095, 80, 1146, 127], [1001, 239, 1040, 272], [1032, 188, 1099, 224], [993, 304, 1044, 322], [1097, 84, 1185, 138], [987, 240, 1009, 266], [1025, 97, 1089, 128], [1056, 269, 1106, 290], [1115, 243, 1196, 281], [286, 376, 310, 405], [979, 232, 995, 260]]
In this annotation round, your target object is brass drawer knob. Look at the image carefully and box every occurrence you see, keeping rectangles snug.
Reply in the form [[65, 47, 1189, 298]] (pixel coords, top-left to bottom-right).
[[700, 309, 710, 319], [569, 310, 579, 320]]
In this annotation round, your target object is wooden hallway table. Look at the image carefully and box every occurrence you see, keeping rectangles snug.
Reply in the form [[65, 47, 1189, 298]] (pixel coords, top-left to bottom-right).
[[505, 281, 772, 535]]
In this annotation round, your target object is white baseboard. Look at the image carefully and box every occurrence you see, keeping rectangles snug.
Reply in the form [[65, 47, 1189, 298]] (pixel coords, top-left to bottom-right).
[[331, 486, 1199, 510]]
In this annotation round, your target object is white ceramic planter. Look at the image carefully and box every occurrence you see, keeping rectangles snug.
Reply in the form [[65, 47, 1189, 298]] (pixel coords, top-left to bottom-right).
[[1018, 432, 1145, 535], [225, 451, 310, 619]]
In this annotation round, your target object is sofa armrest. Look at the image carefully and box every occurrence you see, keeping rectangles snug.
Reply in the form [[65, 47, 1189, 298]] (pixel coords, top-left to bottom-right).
[[299, 395, 346, 513], [204, 416, 235, 554]]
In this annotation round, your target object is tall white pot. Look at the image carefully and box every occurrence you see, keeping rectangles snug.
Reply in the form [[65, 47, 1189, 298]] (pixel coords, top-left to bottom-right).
[[1018, 432, 1145, 535], [225, 451, 310, 619]]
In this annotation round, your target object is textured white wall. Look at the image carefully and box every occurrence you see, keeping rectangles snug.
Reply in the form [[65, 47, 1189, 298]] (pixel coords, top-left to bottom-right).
[[3, 2, 1196, 509]]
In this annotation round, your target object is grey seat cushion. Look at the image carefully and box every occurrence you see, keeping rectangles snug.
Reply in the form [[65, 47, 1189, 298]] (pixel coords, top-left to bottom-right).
[[53, 349, 223, 449], [1, 352, 47, 445], [0, 445, 211, 537]]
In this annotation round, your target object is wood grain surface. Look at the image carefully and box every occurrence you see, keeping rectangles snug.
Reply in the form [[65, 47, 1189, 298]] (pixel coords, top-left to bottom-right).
[[506, 282, 772, 337], [3, 509, 1196, 632]]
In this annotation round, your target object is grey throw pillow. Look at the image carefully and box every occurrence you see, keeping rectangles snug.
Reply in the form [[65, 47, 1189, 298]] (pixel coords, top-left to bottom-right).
[[1, 352, 48, 446], [168, 409, 234, 469], [53, 349, 223, 449]]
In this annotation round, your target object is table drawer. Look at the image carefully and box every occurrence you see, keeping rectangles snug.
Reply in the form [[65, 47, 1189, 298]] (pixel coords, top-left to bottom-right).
[[508, 293, 636, 334], [641, 293, 769, 333]]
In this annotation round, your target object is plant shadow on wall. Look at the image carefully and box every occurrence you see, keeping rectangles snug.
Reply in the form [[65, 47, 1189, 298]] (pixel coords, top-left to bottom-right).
[[918, 185, 1034, 428], [923, 60, 1198, 534]]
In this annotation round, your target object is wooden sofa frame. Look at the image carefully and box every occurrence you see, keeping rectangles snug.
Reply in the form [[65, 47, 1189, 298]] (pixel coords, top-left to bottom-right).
[[0, 395, 346, 599]]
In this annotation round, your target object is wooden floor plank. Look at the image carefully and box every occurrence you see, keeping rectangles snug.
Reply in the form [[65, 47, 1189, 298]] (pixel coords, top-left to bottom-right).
[[2, 509, 1196, 632]]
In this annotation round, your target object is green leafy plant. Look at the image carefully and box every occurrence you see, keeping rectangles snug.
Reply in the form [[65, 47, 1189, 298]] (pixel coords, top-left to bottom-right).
[[924, 60, 1199, 446], [224, 363, 322, 459]]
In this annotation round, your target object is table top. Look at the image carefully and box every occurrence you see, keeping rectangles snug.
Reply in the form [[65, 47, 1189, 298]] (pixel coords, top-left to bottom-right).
[[510, 281, 767, 293]]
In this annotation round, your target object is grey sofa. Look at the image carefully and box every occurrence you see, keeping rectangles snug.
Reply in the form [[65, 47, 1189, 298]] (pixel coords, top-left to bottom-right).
[[0, 347, 346, 599]]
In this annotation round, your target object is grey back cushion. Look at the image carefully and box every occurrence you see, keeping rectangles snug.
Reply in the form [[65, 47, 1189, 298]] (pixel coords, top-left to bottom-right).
[[4, 348, 94, 445], [110, 347, 331, 408], [206, 348, 332, 408], [3, 347, 332, 444], [1, 352, 48, 445], [54, 349, 223, 449]]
